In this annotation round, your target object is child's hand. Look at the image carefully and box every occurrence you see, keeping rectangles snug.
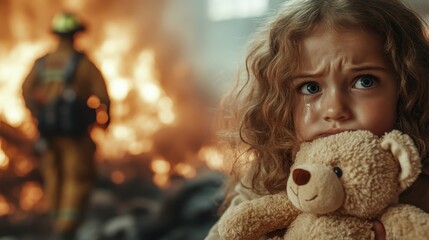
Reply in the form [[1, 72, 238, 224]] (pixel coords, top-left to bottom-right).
[[372, 220, 386, 240]]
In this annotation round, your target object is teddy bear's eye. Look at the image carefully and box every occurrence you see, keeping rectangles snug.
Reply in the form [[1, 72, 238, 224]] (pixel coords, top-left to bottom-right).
[[333, 167, 343, 178]]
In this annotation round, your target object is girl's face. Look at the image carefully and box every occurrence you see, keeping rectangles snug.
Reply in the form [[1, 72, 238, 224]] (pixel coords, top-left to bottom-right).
[[292, 25, 399, 141]]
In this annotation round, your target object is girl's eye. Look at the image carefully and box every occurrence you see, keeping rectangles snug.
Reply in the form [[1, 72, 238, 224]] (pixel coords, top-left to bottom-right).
[[300, 82, 320, 94], [354, 75, 378, 89]]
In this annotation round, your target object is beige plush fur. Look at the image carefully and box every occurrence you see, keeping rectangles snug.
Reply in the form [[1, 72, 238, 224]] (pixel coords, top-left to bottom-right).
[[218, 130, 429, 240]]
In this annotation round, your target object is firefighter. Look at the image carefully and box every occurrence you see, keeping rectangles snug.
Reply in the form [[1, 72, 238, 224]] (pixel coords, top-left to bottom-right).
[[22, 12, 110, 239]]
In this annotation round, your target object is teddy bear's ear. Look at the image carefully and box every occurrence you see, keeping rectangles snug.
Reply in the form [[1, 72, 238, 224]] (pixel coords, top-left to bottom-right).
[[380, 130, 421, 191]]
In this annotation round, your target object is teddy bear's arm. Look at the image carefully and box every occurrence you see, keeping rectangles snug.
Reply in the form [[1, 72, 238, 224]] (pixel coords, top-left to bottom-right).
[[218, 192, 300, 240], [380, 204, 429, 239]]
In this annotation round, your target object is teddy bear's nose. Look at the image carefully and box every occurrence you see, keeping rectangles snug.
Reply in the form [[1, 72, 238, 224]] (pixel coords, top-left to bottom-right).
[[292, 168, 311, 186]]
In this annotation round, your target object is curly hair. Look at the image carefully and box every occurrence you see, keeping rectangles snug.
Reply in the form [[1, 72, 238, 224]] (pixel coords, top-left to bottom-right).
[[218, 0, 429, 202]]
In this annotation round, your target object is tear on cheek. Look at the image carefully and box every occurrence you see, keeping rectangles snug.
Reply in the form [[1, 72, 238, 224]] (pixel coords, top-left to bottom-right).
[[304, 103, 311, 124]]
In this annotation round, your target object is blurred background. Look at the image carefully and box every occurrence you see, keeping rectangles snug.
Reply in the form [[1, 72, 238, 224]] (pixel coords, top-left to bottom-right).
[[0, 0, 428, 239]]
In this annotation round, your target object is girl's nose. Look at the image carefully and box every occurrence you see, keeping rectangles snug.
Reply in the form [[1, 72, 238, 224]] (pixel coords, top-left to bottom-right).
[[322, 90, 351, 122]]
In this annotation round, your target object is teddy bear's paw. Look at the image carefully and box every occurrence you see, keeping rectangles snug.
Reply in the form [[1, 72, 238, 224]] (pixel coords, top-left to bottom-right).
[[381, 204, 429, 239]]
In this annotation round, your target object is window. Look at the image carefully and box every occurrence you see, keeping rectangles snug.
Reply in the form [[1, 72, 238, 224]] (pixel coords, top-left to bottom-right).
[[207, 0, 269, 21]]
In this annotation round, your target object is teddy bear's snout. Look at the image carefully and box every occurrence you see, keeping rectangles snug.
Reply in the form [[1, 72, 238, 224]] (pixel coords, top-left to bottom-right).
[[292, 168, 311, 186]]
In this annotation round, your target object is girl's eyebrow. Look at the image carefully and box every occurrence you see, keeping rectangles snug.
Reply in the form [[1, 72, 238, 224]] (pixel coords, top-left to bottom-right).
[[292, 65, 389, 79], [350, 65, 388, 72], [291, 72, 322, 80]]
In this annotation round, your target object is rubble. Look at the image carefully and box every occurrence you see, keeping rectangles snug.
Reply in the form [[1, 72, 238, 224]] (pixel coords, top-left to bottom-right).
[[0, 164, 225, 240]]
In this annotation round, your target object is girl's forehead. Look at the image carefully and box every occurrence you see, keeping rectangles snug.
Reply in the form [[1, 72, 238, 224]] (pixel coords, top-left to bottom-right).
[[299, 24, 380, 46], [292, 25, 388, 72]]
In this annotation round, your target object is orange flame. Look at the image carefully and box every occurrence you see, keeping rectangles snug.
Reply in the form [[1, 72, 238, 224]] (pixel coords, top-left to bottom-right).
[[19, 182, 44, 211], [0, 195, 13, 216], [14, 156, 35, 177], [0, 142, 10, 170], [151, 157, 171, 188], [111, 170, 125, 184], [0, 42, 51, 127], [174, 163, 197, 179], [1, 1, 222, 189], [198, 146, 225, 172]]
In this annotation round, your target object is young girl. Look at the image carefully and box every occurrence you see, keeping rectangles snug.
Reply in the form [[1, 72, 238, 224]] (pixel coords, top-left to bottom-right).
[[205, 0, 429, 239]]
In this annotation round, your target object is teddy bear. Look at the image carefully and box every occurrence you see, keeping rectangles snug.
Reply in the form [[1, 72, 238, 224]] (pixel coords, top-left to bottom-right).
[[217, 130, 429, 240]]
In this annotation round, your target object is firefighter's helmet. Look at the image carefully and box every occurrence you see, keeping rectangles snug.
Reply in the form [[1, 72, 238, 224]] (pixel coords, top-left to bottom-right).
[[51, 12, 85, 35]]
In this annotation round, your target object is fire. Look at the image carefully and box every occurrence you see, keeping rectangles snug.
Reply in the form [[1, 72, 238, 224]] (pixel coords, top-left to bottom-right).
[[174, 163, 197, 179], [0, 195, 13, 216], [19, 182, 44, 212], [198, 146, 225, 171], [151, 157, 172, 188], [89, 47, 177, 160], [153, 174, 170, 189], [108, 78, 130, 101], [0, 42, 50, 127], [0, 144, 9, 170], [111, 170, 125, 184], [128, 139, 153, 155], [1, 5, 179, 162], [14, 156, 35, 177], [151, 157, 171, 174], [0, 1, 224, 191]]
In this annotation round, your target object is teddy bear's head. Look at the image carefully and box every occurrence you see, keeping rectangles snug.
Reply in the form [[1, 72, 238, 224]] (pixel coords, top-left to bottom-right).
[[286, 130, 421, 219]]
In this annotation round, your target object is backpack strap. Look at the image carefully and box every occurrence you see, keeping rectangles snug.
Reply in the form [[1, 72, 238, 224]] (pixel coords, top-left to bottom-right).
[[35, 56, 46, 82], [63, 50, 83, 86]]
